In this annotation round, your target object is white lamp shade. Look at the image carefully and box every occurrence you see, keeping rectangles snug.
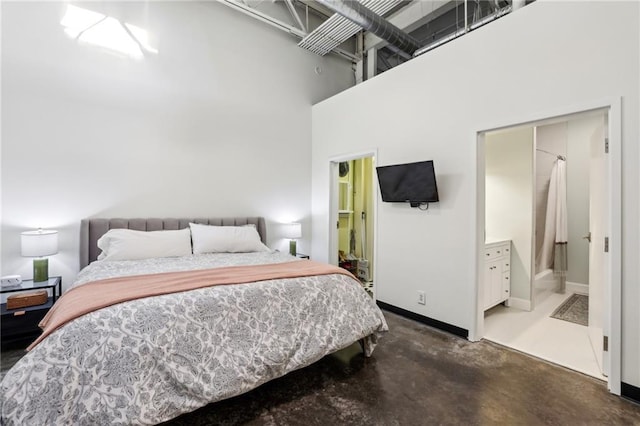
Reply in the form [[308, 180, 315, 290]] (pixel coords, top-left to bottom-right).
[[282, 223, 302, 239], [21, 229, 59, 257]]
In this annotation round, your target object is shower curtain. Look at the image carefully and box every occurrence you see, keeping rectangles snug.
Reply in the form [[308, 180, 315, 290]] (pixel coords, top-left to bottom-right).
[[536, 158, 568, 292]]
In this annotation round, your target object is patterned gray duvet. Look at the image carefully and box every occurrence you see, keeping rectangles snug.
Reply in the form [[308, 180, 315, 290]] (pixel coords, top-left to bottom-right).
[[0, 252, 388, 425]]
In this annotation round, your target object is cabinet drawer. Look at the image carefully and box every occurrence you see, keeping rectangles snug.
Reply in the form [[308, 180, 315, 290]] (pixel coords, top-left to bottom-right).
[[502, 259, 511, 271], [485, 244, 509, 260], [1, 307, 47, 339], [502, 272, 511, 293], [484, 248, 496, 259]]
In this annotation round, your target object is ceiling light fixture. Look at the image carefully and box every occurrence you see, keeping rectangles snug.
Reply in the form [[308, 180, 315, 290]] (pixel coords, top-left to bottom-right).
[[60, 4, 157, 59]]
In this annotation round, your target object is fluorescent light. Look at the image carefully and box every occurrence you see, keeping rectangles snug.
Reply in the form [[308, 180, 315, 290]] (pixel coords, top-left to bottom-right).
[[60, 4, 157, 59]]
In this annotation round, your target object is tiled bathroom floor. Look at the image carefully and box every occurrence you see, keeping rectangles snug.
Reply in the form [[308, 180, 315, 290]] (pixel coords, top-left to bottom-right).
[[484, 291, 606, 381]]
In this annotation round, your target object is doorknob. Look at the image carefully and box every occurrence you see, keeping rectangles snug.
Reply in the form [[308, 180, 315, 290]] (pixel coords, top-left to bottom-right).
[[583, 232, 591, 243]]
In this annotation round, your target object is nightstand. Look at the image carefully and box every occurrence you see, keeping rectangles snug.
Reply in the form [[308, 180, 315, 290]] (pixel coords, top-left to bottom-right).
[[1, 276, 61, 348], [296, 253, 310, 259]]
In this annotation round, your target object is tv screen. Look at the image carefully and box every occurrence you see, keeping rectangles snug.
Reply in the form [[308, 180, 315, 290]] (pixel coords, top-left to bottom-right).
[[376, 160, 439, 207]]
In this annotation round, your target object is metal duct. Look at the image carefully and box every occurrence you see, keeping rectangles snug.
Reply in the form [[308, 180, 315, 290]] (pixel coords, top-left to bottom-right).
[[413, 5, 512, 58], [314, 0, 421, 58], [298, 0, 402, 57]]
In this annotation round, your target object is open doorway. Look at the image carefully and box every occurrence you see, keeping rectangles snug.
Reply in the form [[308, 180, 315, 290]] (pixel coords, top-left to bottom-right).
[[475, 101, 621, 394], [329, 154, 376, 298]]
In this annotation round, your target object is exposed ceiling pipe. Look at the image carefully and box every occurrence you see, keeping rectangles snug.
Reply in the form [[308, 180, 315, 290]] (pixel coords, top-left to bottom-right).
[[413, 5, 511, 58], [314, 0, 421, 60]]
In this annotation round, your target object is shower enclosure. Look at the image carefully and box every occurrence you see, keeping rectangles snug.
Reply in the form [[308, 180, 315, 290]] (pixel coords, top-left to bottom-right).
[[534, 119, 591, 306], [536, 149, 568, 295]]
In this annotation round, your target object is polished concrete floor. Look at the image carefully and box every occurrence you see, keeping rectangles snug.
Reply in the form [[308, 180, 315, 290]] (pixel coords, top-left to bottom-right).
[[2, 310, 639, 424]]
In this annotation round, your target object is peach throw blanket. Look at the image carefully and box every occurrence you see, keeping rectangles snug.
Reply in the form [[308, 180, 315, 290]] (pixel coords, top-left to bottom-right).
[[28, 260, 356, 350]]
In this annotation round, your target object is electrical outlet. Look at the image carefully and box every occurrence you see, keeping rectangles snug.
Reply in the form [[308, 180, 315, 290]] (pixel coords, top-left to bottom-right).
[[418, 291, 426, 305]]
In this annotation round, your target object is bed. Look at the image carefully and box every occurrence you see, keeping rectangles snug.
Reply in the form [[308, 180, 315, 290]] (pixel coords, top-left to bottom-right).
[[0, 217, 388, 425]]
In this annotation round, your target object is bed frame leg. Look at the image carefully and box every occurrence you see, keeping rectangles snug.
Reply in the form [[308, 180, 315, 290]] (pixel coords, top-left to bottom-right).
[[358, 338, 365, 354]]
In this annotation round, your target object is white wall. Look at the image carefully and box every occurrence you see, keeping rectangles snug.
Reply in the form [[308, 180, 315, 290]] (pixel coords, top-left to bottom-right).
[[485, 126, 533, 301], [1, 1, 354, 287], [311, 1, 639, 387]]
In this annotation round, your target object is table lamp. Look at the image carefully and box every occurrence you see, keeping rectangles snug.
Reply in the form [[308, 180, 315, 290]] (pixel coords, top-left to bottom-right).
[[21, 229, 58, 282], [282, 223, 302, 256]]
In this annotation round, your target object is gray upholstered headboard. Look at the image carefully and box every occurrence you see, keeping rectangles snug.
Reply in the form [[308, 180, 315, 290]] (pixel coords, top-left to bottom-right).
[[80, 217, 267, 269]]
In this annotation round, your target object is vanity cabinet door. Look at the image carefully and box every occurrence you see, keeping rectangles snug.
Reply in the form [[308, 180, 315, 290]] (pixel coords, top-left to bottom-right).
[[484, 260, 502, 309]]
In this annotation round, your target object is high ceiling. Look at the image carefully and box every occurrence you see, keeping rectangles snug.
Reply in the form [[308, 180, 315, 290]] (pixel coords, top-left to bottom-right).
[[220, 0, 531, 80]]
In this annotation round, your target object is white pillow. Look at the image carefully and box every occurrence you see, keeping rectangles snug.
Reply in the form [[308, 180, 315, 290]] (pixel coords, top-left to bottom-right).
[[189, 223, 270, 254], [97, 228, 192, 261]]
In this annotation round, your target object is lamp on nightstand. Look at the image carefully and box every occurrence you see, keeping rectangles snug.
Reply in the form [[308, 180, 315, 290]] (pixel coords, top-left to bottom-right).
[[21, 229, 58, 282], [282, 223, 302, 256]]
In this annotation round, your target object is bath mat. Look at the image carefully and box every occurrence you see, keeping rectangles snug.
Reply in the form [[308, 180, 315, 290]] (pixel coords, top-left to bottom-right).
[[550, 293, 588, 326]]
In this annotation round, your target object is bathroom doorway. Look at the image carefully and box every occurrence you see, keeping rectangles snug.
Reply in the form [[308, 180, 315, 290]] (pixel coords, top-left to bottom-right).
[[474, 100, 621, 394]]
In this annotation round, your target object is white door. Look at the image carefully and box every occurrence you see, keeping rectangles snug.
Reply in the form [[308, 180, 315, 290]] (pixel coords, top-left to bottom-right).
[[588, 114, 608, 376], [484, 261, 496, 309]]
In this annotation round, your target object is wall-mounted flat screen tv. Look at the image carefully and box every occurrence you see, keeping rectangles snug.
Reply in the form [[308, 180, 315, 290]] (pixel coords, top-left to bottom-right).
[[376, 160, 439, 208]]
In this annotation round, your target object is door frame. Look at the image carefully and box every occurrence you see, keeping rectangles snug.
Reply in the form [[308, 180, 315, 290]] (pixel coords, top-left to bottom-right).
[[472, 97, 622, 395], [328, 150, 378, 300]]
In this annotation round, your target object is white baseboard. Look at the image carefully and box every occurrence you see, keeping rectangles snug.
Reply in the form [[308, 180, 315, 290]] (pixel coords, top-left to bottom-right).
[[508, 297, 532, 311], [567, 281, 588, 295]]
